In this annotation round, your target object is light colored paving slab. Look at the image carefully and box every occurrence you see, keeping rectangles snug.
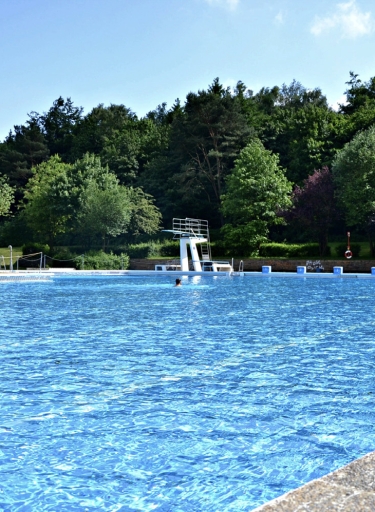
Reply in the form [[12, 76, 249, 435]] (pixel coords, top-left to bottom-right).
[[252, 451, 375, 512]]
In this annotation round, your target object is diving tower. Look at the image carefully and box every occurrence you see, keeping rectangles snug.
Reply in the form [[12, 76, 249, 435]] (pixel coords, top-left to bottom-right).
[[163, 218, 211, 272]]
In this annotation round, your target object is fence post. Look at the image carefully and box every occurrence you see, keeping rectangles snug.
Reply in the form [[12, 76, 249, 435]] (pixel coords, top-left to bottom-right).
[[8, 245, 13, 271]]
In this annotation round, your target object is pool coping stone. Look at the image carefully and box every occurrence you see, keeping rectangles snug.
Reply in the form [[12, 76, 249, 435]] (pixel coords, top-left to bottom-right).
[[252, 450, 375, 511]]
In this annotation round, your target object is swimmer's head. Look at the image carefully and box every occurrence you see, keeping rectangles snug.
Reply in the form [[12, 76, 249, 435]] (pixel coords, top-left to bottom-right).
[[175, 278, 182, 286]]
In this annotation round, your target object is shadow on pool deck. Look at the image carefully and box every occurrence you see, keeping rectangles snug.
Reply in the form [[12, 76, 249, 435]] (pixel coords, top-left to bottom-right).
[[252, 451, 375, 511]]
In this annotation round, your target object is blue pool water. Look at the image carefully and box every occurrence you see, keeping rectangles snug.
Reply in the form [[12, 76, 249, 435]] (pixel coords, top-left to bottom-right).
[[1, 275, 375, 511]]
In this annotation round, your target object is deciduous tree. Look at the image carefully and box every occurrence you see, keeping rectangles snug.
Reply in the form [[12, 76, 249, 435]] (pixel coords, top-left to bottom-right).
[[332, 125, 375, 255], [282, 167, 339, 256], [23, 153, 162, 249], [78, 177, 132, 249], [0, 175, 15, 217], [221, 139, 292, 254], [23, 156, 72, 249]]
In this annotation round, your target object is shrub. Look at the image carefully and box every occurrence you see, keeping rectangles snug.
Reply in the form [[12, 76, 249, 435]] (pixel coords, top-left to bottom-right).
[[47, 248, 79, 268], [124, 240, 179, 258], [259, 243, 330, 258], [334, 243, 361, 258], [22, 243, 50, 256], [210, 240, 229, 257], [160, 240, 180, 257], [0, 214, 34, 246], [126, 243, 156, 258], [19, 243, 51, 268], [81, 251, 129, 270], [148, 241, 163, 258]]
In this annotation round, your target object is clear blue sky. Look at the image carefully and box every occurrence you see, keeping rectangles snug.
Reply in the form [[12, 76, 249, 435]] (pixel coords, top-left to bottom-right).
[[1, 0, 374, 140]]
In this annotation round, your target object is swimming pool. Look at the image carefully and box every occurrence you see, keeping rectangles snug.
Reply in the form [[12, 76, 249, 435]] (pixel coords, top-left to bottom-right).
[[1, 275, 375, 511]]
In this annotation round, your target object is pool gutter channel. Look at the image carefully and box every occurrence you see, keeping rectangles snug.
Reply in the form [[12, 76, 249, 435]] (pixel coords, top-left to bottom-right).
[[252, 450, 375, 512]]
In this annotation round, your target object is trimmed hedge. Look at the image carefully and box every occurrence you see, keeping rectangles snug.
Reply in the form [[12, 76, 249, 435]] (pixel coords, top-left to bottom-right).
[[160, 240, 180, 257], [81, 251, 129, 270], [259, 243, 331, 258], [124, 240, 180, 258]]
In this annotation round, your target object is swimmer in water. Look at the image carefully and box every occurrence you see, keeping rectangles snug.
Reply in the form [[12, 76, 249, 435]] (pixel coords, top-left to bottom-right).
[[175, 278, 182, 286]]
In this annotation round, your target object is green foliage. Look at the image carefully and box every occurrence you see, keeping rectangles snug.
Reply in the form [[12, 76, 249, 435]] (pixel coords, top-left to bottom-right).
[[259, 242, 329, 258], [143, 78, 252, 227], [0, 175, 15, 216], [22, 243, 50, 256], [29, 96, 83, 160], [221, 222, 268, 256], [210, 240, 229, 257], [71, 104, 136, 159], [100, 117, 170, 186], [340, 72, 375, 115], [262, 104, 342, 184], [332, 124, 375, 257], [127, 188, 162, 236], [334, 243, 361, 258], [0, 121, 49, 204], [125, 242, 159, 258], [48, 248, 79, 268], [82, 251, 129, 270], [125, 240, 179, 258], [6, 76, 375, 251], [0, 212, 34, 246], [23, 155, 72, 247], [332, 125, 375, 227], [78, 177, 132, 249], [160, 240, 180, 257], [23, 153, 161, 250], [221, 139, 292, 253]]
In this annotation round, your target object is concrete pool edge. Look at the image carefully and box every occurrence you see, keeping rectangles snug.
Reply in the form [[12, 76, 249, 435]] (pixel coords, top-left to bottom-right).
[[251, 450, 375, 511], [2, 269, 375, 279]]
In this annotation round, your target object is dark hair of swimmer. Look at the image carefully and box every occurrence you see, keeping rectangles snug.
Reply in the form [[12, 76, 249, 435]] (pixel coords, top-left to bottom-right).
[[175, 278, 182, 286]]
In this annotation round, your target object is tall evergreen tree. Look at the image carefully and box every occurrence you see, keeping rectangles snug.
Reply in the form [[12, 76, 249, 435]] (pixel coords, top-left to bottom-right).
[[144, 78, 252, 227], [29, 96, 83, 160], [0, 121, 49, 204]]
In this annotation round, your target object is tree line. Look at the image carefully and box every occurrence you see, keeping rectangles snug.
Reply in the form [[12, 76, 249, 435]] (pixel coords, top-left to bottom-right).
[[1, 72, 375, 256]]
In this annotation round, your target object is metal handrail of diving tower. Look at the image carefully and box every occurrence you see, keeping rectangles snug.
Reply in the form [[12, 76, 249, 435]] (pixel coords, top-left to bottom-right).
[[164, 218, 212, 271]]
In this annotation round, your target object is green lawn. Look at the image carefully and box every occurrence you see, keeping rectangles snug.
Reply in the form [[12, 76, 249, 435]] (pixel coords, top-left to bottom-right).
[[0, 247, 23, 269]]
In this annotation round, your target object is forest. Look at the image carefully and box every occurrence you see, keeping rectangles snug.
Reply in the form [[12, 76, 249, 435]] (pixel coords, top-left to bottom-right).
[[1, 71, 375, 262]]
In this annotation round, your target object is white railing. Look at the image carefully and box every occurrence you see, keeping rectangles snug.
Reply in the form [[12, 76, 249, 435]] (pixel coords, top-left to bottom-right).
[[170, 218, 212, 262]]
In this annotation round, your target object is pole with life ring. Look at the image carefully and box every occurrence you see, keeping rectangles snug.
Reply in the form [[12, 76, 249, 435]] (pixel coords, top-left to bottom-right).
[[345, 231, 352, 259]]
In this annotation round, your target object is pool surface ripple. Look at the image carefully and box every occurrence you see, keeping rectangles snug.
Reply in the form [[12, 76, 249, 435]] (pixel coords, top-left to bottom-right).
[[1, 275, 375, 511]]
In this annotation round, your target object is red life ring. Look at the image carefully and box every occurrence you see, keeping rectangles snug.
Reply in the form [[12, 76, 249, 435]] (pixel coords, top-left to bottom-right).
[[345, 250, 352, 259]]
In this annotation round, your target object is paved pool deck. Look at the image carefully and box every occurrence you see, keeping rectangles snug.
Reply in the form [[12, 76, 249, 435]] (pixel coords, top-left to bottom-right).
[[253, 450, 375, 511]]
